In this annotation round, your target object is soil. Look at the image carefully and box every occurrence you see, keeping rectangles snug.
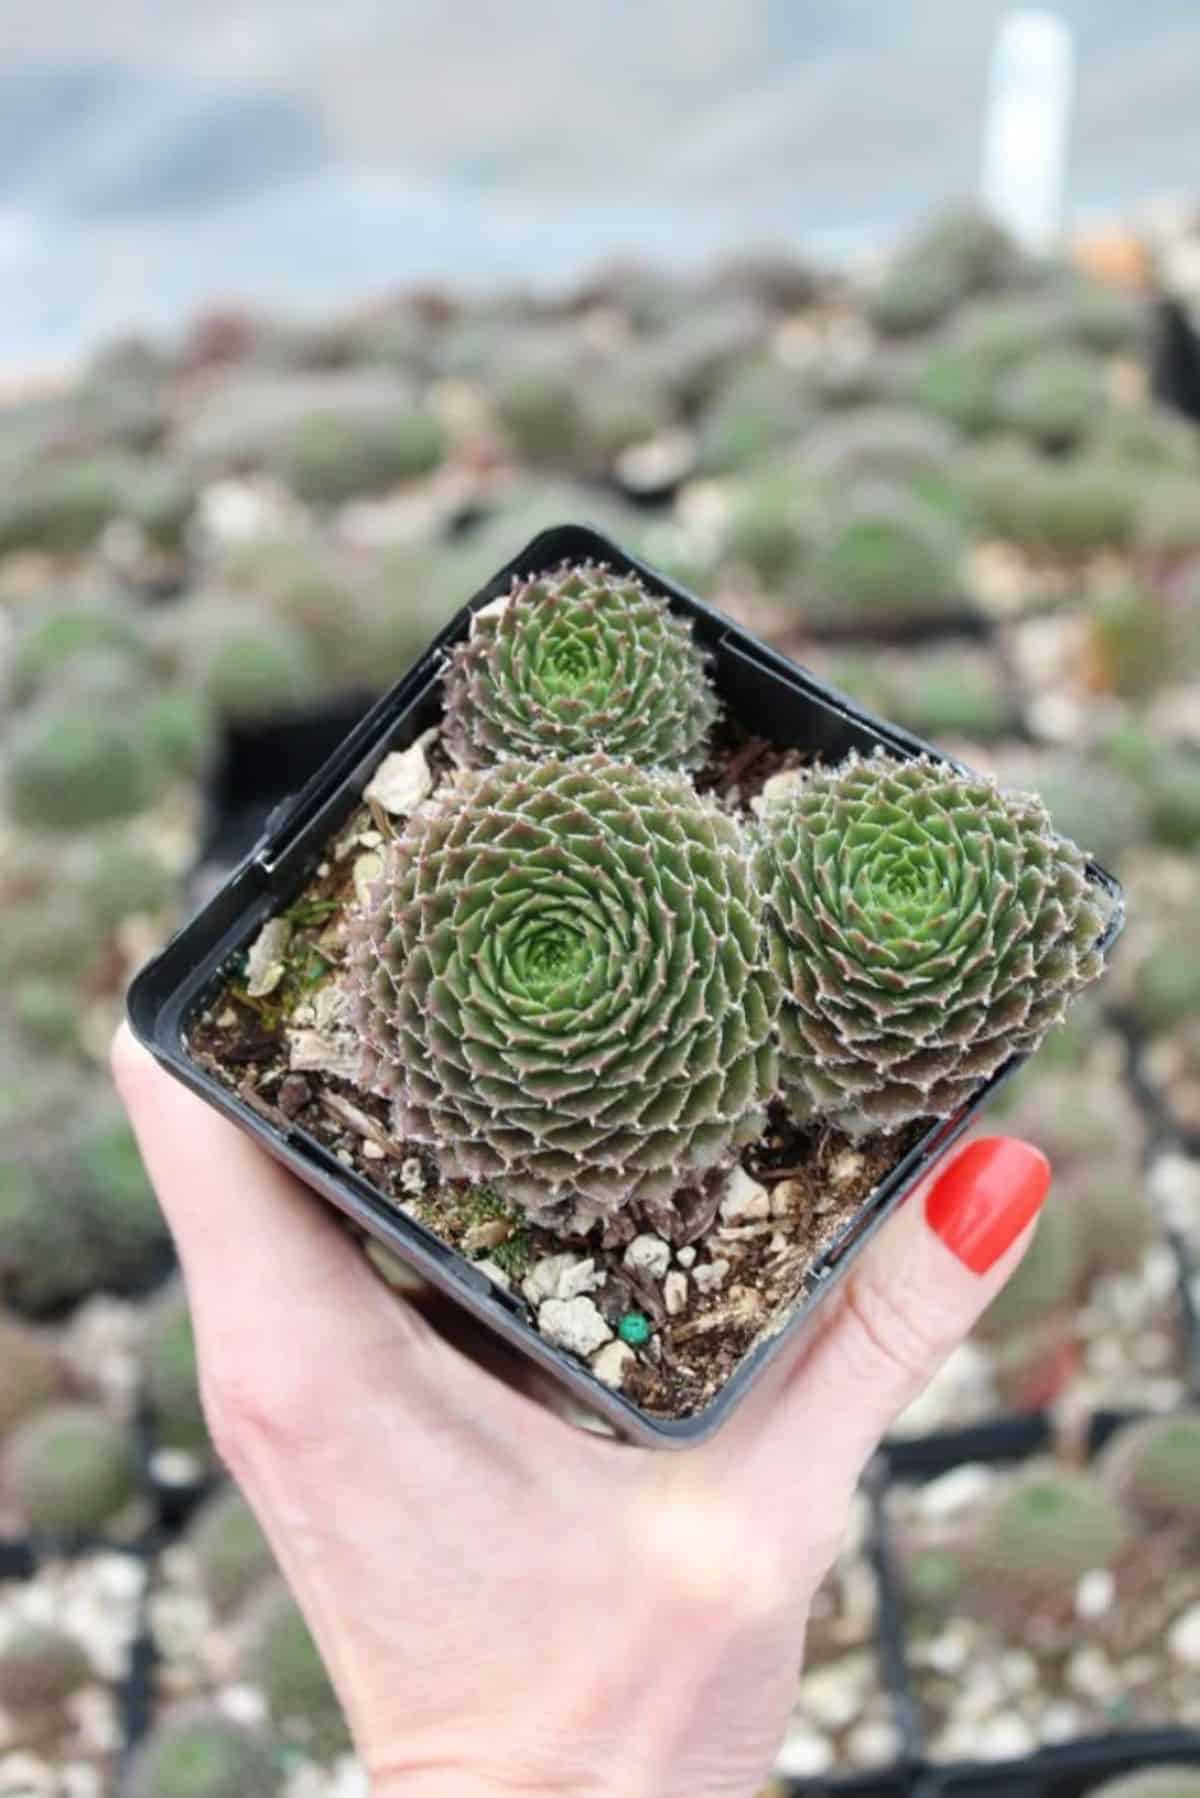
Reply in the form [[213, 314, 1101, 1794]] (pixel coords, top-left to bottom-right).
[[186, 711, 931, 1424]]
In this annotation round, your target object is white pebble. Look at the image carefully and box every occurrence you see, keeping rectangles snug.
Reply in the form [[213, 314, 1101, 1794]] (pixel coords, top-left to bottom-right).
[[1039, 1701, 1084, 1744], [845, 1718, 901, 1767], [363, 729, 437, 816], [590, 1340, 636, 1390], [976, 1715, 1036, 1760], [664, 1271, 689, 1316], [537, 1297, 612, 1358], [918, 1464, 995, 1521], [1168, 1603, 1200, 1668], [1075, 1569, 1115, 1621], [676, 1246, 697, 1268], [623, 1234, 671, 1280], [720, 1166, 770, 1222], [523, 1255, 602, 1306], [1067, 1645, 1119, 1702], [1000, 1649, 1038, 1693], [773, 1723, 834, 1778], [923, 1623, 971, 1674], [692, 1258, 731, 1295], [798, 1655, 871, 1730]]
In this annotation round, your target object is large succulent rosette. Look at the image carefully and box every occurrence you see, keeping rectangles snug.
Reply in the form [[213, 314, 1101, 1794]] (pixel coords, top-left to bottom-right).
[[442, 562, 718, 771], [348, 753, 779, 1225], [754, 752, 1112, 1132]]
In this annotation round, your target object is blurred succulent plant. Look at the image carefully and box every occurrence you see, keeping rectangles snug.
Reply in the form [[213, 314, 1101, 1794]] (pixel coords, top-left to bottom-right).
[[754, 753, 1113, 1132], [443, 562, 718, 770], [974, 1198, 1081, 1342], [0, 1624, 91, 1717], [6, 600, 150, 706], [967, 443, 1138, 557], [1133, 474, 1200, 560], [721, 472, 822, 589], [277, 401, 445, 505], [4, 702, 168, 831], [3, 1402, 138, 1535], [0, 452, 192, 555], [802, 406, 957, 492], [125, 1709, 281, 1798], [349, 753, 778, 1226], [241, 1584, 350, 1761], [1099, 408, 1200, 473], [911, 339, 1003, 437], [1086, 584, 1184, 700], [173, 604, 322, 723], [1133, 929, 1200, 1039], [141, 1290, 209, 1458], [868, 209, 1017, 337], [695, 356, 810, 475], [0, 1313, 61, 1438], [964, 1464, 1130, 1605], [806, 488, 965, 629], [1000, 347, 1108, 452], [186, 1485, 278, 1617], [1100, 1412, 1200, 1528], [1028, 755, 1149, 871]]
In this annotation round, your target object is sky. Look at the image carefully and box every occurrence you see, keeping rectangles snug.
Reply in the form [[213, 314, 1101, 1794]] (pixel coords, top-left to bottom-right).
[[1, 1, 1197, 365]]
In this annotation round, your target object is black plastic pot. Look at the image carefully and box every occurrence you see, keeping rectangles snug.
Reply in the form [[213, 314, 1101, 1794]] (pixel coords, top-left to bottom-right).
[[127, 522, 1125, 1449]]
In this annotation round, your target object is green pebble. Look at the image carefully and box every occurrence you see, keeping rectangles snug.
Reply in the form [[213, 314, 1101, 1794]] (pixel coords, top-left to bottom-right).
[[618, 1312, 652, 1347]]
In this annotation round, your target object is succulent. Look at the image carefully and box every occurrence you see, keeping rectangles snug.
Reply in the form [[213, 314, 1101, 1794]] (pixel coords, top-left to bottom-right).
[[965, 1465, 1130, 1603], [1000, 347, 1107, 451], [4, 702, 166, 831], [806, 488, 965, 629], [442, 562, 718, 771], [125, 1710, 281, 1798], [868, 255, 965, 338], [2, 1403, 138, 1535], [1062, 278, 1145, 354], [10, 978, 79, 1053], [493, 360, 585, 467], [912, 340, 1003, 437], [1099, 408, 1200, 473], [0, 1625, 91, 1715], [967, 443, 1138, 557], [754, 753, 1113, 1132], [142, 1290, 210, 1458], [1086, 584, 1181, 700], [1100, 1412, 1200, 1528], [277, 401, 444, 505], [142, 688, 219, 779], [887, 646, 1011, 741], [974, 1198, 1081, 1341], [802, 407, 957, 491], [0, 453, 160, 555], [182, 609, 322, 723], [186, 1486, 278, 1617], [73, 1107, 172, 1292], [695, 356, 810, 475], [349, 753, 779, 1225], [1133, 473, 1200, 560], [721, 473, 822, 588], [1086, 1773, 1200, 1798], [0, 1314, 61, 1438], [1134, 931, 1200, 1038], [241, 1584, 350, 1761], [6, 601, 149, 706], [79, 836, 174, 928], [1027, 756, 1148, 871]]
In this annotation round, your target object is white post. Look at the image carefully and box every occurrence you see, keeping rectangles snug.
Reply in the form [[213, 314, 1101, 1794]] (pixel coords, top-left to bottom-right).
[[979, 10, 1075, 255]]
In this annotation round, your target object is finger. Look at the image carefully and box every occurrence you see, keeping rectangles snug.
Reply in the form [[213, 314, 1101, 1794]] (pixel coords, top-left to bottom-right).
[[737, 1136, 1050, 1519]]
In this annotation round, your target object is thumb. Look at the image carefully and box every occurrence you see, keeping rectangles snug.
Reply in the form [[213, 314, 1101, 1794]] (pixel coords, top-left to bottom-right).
[[743, 1136, 1050, 1500]]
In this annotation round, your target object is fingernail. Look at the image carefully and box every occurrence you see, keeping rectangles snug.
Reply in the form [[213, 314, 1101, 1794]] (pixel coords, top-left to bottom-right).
[[925, 1137, 1051, 1275]]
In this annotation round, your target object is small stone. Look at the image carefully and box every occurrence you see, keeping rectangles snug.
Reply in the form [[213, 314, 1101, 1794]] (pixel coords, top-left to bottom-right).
[[918, 1465, 995, 1521], [1039, 1701, 1083, 1744], [720, 1166, 770, 1222], [475, 1260, 512, 1291], [362, 1140, 385, 1161], [623, 1234, 671, 1280], [591, 1340, 636, 1389], [770, 1178, 806, 1218], [1067, 1645, 1119, 1702], [663, 1271, 689, 1316], [923, 1624, 971, 1674], [1168, 1603, 1200, 1668], [773, 1724, 834, 1778], [353, 850, 385, 905], [463, 1219, 511, 1255], [277, 1074, 311, 1117], [999, 1649, 1038, 1693], [538, 1296, 612, 1358], [676, 1246, 697, 1268], [363, 728, 437, 816], [797, 1655, 870, 1730], [845, 1719, 901, 1768], [400, 1158, 425, 1195], [523, 1254, 603, 1306], [752, 767, 808, 818], [976, 1716, 1036, 1761], [1075, 1568, 1115, 1620], [245, 917, 291, 997], [692, 1258, 731, 1295], [829, 1148, 865, 1186]]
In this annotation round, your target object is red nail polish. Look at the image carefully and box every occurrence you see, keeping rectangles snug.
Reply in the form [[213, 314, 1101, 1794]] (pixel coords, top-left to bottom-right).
[[925, 1137, 1051, 1274]]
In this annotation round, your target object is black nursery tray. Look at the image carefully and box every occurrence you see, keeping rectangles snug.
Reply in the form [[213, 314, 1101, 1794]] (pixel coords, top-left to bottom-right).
[[127, 523, 1125, 1448]]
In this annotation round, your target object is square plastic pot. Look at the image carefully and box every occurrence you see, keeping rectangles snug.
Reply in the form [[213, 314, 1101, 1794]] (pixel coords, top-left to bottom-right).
[[127, 523, 1125, 1448]]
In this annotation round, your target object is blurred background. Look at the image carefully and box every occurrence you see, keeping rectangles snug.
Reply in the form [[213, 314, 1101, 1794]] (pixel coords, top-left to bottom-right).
[[2, 5, 1200, 1795]]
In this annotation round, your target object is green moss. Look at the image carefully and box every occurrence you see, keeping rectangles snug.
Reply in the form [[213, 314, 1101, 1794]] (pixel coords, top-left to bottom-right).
[[4, 1403, 138, 1535]]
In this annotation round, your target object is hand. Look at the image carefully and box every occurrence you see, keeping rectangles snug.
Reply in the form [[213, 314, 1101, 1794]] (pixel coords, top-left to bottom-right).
[[113, 1024, 1048, 1798]]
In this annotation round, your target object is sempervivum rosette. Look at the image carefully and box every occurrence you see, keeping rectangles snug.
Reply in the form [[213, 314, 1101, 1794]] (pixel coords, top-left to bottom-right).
[[754, 752, 1113, 1133], [348, 753, 778, 1226], [442, 562, 718, 770]]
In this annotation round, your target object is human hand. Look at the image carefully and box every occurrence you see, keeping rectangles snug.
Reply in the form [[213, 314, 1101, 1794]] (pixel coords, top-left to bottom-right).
[[113, 1024, 1048, 1798]]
